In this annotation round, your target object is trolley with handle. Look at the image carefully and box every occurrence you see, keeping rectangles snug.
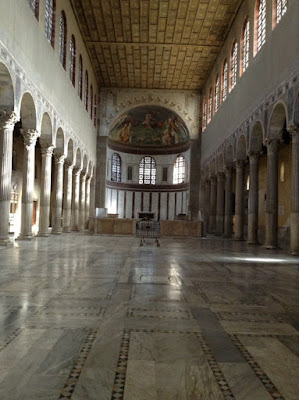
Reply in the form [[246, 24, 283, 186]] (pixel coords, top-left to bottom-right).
[[136, 218, 160, 247]]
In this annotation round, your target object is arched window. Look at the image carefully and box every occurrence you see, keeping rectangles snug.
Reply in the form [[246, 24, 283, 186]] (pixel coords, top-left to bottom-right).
[[59, 11, 67, 69], [275, 0, 287, 25], [94, 95, 97, 127], [214, 74, 220, 113], [173, 155, 186, 184], [90, 85, 93, 119], [45, 0, 56, 48], [241, 18, 250, 74], [28, 0, 39, 19], [111, 153, 121, 182], [202, 96, 207, 131], [230, 41, 238, 90], [84, 71, 89, 111], [69, 35, 76, 86], [78, 55, 83, 99], [139, 157, 156, 185], [208, 87, 212, 122], [255, 0, 266, 54], [221, 59, 228, 102]]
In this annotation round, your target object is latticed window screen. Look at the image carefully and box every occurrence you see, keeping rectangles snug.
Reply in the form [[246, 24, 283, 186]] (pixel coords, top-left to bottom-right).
[[90, 86, 93, 119], [69, 35, 76, 86], [257, 0, 266, 52], [208, 87, 212, 122], [222, 60, 228, 102], [214, 75, 219, 113], [202, 97, 207, 130], [173, 156, 186, 184], [230, 41, 238, 89], [111, 153, 121, 182], [139, 157, 156, 185], [59, 12, 67, 68], [45, 0, 55, 47], [276, 0, 287, 24], [242, 18, 250, 73], [84, 71, 89, 111], [28, 0, 39, 19], [78, 55, 83, 99]]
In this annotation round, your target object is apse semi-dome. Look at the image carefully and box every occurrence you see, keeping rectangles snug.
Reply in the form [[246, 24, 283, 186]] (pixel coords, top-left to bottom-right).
[[108, 105, 189, 147]]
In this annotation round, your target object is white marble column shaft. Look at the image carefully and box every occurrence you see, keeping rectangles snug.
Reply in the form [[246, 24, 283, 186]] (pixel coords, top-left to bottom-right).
[[203, 179, 210, 235], [234, 160, 245, 240], [79, 174, 87, 231], [216, 172, 225, 235], [265, 139, 279, 249], [224, 166, 233, 238], [51, 154, 65, 234], [63, 163, 74, 233], [209, 176, 217, 234], [248, 152, 259, 244], [89, 175, 96, 231], [19, 129, 39, 240], [289, 125, 299, 255], [0, 112, 17, 244], [72, 168, 81, 231], [85, 176, 91, 229], [38, 145, 54, 236]]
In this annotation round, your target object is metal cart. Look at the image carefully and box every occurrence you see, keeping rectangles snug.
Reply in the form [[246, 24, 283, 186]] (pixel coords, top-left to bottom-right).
[[136, 218, 160, 247]]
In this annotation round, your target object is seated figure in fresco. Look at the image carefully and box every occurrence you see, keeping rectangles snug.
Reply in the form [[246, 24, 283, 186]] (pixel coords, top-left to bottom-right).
[[142, 113, 154, 129], [120, 122, 132, 143], [162, 126, 172, 145]]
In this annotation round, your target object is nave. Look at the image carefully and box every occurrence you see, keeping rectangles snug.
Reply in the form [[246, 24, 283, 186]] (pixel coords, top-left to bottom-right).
[[0, 235, 298, 399]]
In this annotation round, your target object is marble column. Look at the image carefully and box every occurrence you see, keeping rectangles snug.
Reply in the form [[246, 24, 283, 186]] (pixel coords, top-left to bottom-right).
[[265, 139, 279, 249], [37, 145, 54, 236], [96, 137, 107, 209], [248, 152, 260, 244], [79, 173, 87, 231], [85, 176, 91, 229], [216, 172, 225, 235], [224, 166, 233, 238], [19, 129, 39, 240], [62, 162, 74, 233], [0, 111, 18, 245], [51, 154, 65, 234], [209, 175, 217, 233], [204, 179, 210, 234], [189, 139, 201, 220], [234, 160, 245, 240], [71, 168, 81, 231], [288, 124, 299, 255], [89, 175, 96, 231]]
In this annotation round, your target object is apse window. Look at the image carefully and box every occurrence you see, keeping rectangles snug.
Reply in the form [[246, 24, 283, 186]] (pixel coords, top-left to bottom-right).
[[45, 0, 56, 48], [256, 0, 266, 54], [173, 155, 185, 184], [275, 0, 287, 25], [28, 0, 39, 19], [111, 153, 121, 182], [139, 156, 156, 185]]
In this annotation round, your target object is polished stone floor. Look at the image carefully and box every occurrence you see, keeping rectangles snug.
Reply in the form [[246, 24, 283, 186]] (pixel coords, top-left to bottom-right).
[[0, 233, 299, 400]]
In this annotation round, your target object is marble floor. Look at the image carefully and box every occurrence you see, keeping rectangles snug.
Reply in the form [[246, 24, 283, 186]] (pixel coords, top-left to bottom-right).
[[0, 233, 299, 400]]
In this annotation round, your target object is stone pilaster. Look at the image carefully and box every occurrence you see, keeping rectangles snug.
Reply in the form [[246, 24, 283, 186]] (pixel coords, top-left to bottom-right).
[[63, 162, 74, 233], [96, 136, 107, 208], [216, 172, 225, 235], [71, 168, 82, 231], [265, 139, 279, 249], [37, 145, 54, 236], [288, 124, 299, 255], [79, 173, 87, 231], [203, 179, 210, 234], [224, 166, 233, 238], [209, 175, 217, 233], [0, 111, 18, 245], [248, 152, 260, 244], [234, 160, 245, 240], [18, 129, 39, 240], [51, 154, 65, 234]]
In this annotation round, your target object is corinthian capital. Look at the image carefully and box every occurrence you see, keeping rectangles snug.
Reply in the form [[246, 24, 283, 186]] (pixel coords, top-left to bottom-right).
[[54, 153, 66, 164], [0, 111, 18, 129], [41, 145, 55, 157], [265, 138, 279, 154], [287, 123, 299, 135], [21, 128, 39, 148]]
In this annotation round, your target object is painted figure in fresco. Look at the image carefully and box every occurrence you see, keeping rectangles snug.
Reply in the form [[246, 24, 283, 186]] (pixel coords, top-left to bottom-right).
[[162, 126, 172, 145], [142, 113, 154, 129], [119, 122, 132, 143]]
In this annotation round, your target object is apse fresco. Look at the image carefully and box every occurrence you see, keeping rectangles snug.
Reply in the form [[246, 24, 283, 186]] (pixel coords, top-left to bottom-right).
[[109, 106, 189, 146]]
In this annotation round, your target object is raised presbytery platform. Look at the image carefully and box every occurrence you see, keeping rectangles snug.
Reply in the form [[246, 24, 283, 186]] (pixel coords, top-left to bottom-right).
[[92, 217, 203, 237]]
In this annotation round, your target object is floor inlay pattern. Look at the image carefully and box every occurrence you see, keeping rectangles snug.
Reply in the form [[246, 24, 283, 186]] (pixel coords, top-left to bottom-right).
[[0, 234, 298, 400]]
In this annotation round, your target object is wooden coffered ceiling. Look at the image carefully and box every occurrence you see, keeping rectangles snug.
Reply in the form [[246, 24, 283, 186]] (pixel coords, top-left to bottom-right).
[[71, 0, 242, 90]]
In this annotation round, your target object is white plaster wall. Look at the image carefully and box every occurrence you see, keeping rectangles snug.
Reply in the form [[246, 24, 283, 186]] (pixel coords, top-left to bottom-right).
[[0, 0, 98, 159], [201, 0, 299, 162]]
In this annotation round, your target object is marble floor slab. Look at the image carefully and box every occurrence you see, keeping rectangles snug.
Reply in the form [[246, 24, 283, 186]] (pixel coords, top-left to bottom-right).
[[0, 233, 298, 399]]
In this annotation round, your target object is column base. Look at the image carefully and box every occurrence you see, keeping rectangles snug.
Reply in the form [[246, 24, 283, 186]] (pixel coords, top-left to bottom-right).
[[17, 235, 33, 241], [63, 227, 71, 233], [247, 241, 259, 245], [264, 245, 278, 250], [51, 231, 62, 235], [0, 238, 14, 247], [36, 232, 49, 237]]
